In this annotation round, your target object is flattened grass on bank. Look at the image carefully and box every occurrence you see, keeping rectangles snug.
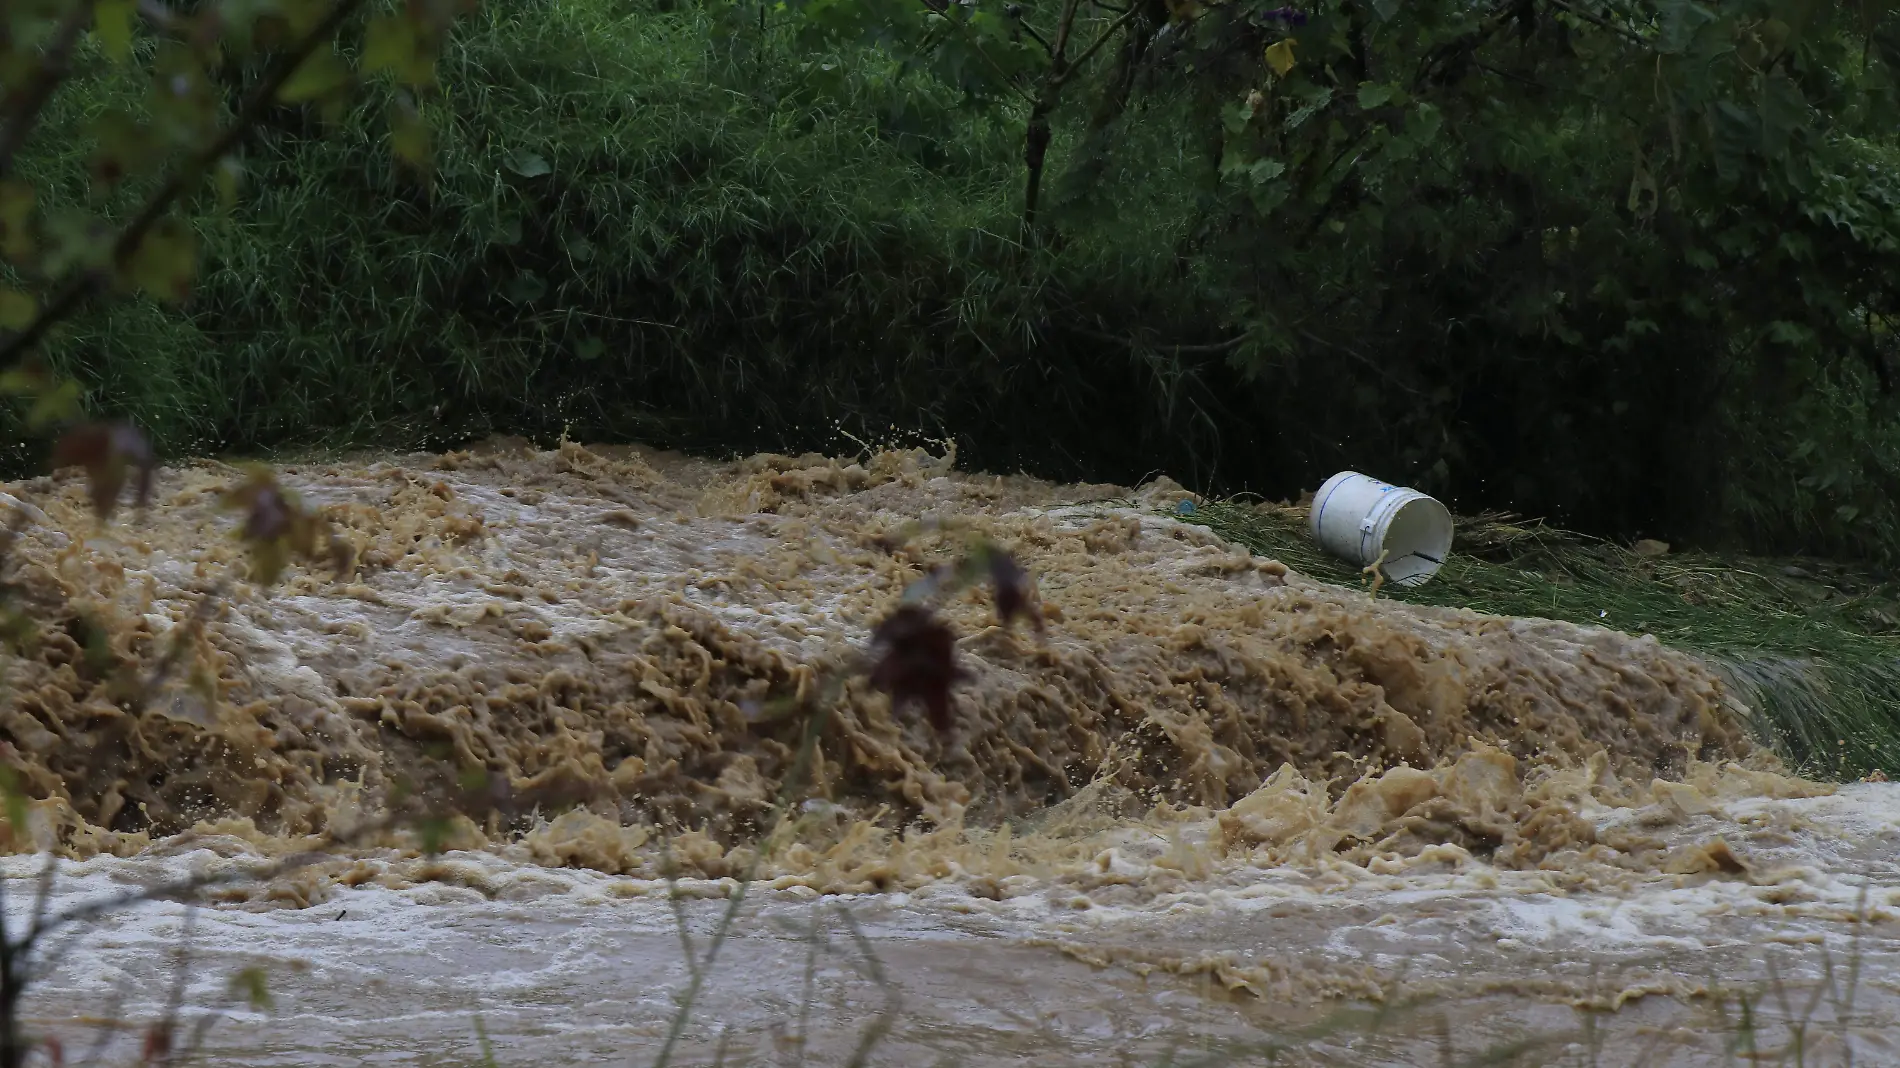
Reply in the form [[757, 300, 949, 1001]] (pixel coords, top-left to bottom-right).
[[1175, 498, 1900, 782]]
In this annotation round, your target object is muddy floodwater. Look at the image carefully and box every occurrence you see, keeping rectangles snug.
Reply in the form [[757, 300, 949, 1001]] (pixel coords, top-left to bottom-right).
[[0, 440, 1894, 1065]]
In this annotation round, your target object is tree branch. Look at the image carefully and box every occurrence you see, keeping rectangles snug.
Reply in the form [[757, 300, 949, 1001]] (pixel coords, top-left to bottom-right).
[[1544, 0, 1649, 46], [0, 0, 100, 179], [1054, 0, 1147, 87], [0, 0, 370, 366], [1067, 324, 1250, 354], [918, 0, 1034, 101]]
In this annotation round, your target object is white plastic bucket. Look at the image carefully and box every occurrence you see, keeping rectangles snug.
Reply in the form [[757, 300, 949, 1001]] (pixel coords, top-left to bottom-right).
[[1309, 471, 1454, 587]]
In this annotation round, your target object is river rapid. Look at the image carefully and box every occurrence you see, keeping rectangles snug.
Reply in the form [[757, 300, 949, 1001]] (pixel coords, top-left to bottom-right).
[[0, 439, 1890, 1066]]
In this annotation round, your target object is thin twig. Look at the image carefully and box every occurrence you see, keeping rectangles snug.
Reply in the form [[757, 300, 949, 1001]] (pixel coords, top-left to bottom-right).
[[791, 907, 825, 1068], [651, 703, 834, 1068], [1052, 0, 1146, 87], [149, 904, 198, 1067], [915, 0, 1034, 102], [1066, 325, 1249, 355], [74, 975, 133, 1067], [833, 907, 901, 1068]]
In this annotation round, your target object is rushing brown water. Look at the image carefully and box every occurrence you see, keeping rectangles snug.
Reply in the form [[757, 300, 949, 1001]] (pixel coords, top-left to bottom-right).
[[2, 439, 1890, 1065]]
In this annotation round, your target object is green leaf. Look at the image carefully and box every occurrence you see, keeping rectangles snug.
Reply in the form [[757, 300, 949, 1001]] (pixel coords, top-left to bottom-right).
[[277, 48, 351, 104], [279, 0, 332, 38], [124, 217, 199, 303], [504, 271, 546, 304], [1285, 87, 1332, 130], [229, 966, 273, 1011], [362, 15, 438, 86], [361, 15, 416, 72], [95, 0, 136, 61], [148, 44, 219, 143], [1357, 82, 1400, 109], [506, 151, 551, 178], [1265, 38, 1297, 77], [1248, 158, 1286, 184], [89, 110, 164, 192], [1757, 72, 1808, 161], [0, 368, 45, 396], [389, 99, 432, 173], [575, 336, 605, 361], [0, 182, 33, 263], [0, 768, 27, 846], [417, 816, 450, 854], [26, 379, 83, 431], [214, 157, 243, 214], [0, 289, 35, 330]]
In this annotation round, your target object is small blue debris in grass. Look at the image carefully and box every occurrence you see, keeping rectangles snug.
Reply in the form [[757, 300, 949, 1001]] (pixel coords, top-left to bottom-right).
[[1176, 500, 1197, 515]]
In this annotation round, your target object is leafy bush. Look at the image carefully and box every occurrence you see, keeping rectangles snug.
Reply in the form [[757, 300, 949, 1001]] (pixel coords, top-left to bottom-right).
[[21, 0, 1900, 556]]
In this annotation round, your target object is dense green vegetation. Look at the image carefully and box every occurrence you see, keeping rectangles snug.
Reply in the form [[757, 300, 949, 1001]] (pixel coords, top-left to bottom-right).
[[16, 0, 1900, 561]]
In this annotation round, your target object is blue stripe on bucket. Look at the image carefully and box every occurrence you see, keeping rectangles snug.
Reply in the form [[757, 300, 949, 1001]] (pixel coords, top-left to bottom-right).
[[1313, 480, 1340, 539]]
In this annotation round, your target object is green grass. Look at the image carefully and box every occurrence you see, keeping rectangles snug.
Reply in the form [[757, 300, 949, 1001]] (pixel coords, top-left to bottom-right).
[[1176, 498, 1900, 781]]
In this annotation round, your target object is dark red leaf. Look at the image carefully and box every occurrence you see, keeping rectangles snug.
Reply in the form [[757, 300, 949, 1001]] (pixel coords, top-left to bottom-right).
[[50, 422, 155, 520], [218, 467, 351, 584], [237, 480, 293, 543], [866, 604, 965, 732], [140, 1022, 172, 1064], [984, 548, 1041, 631]]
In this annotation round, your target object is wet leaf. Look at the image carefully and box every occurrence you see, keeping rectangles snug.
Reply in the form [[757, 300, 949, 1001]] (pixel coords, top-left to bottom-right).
[[0, 364, 52, 398], [89, 110, 165, 192], [389, 96, 432, 173], [277, 47, 351, 104], [416, 815, 450, 854], [214, 157, 243, 214], [982, 546, 1041, 631], [218, 466, 351, 585], [1265, 38, 1297, 77], [506, 151, 551, 178], [51, 422, 157, 519], [0, 606, 39, 655], [504, 270, 546, 304], [866, 604, 965, 732], [362, 14, 437, 86], [95, 0, 136, 61], [140, 1022, 173, 1065], [0, 181, 35, 263], [0, 289, 35, 330], [278, 0, 332, 38], [0, 766, 27, 846], [228, 965, 272, 1010], [123, 216, 199, 303], [26, 378, 84, 430], [148, 43, 219, 142]]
